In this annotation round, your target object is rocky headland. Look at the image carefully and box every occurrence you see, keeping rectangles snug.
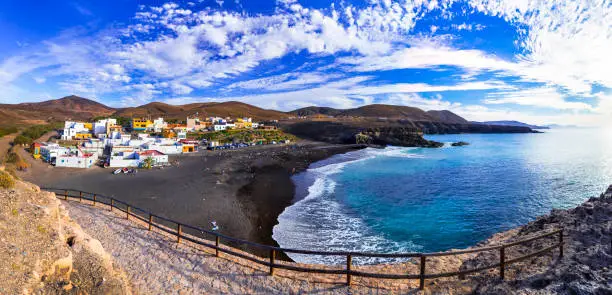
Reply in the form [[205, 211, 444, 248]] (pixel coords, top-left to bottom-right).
[[282, 120, 537, 148], [283, 121, 444, 147]]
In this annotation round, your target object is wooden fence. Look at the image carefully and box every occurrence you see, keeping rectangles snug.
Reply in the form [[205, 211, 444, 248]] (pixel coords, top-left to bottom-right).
[[44, 188, 563, 290]]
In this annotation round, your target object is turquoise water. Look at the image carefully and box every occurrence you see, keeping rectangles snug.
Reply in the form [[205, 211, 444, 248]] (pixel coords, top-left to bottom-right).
[[272, 128, 612, 265]]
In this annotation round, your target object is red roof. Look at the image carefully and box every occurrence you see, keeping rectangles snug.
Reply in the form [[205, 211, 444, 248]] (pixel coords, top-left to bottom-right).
[[139, 150, 165, 156]]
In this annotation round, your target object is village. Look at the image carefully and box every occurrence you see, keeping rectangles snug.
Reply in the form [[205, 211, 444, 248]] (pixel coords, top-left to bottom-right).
[[28, 116, 290, 171]]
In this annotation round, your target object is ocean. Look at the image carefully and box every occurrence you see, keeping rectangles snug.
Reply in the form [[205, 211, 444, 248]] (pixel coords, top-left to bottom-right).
[[272, 128, 612, 265]]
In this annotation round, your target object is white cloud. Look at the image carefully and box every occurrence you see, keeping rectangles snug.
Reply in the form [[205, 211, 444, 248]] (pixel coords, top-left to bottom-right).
[[468, 0, 612, 94], [226, 72, 342, 91], [0, 0, 609, 128], [337, 41, 516, 73], [73, 3, 93, 16], [166, 77, 508, 111], [483, 88, 594, 111]]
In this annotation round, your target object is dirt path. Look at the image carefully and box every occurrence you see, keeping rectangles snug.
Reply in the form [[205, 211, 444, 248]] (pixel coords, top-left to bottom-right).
[[62, 200, 427, 294], [0, 133, 17, 163]]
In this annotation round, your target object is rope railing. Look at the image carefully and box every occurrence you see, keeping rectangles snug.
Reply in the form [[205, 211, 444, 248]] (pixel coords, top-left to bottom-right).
[[44, 188, 564, 290]]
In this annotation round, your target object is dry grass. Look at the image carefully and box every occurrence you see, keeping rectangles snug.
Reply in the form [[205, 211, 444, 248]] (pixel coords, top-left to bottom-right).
[[0, 170, 15, 188]]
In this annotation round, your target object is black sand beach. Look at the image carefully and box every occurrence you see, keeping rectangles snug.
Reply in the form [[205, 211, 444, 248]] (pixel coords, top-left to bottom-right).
[[23, 141, 365, 257]]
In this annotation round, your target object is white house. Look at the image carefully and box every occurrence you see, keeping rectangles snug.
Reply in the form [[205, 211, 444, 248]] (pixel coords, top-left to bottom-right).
[[40, 143, 71, 163], [213, 123, 228, 131], [93, 118, 117, 136], [145, 142, 183, 155], [55, 152, 97, 168], [108, 151, 140, 168], [82, 139, 106, 158], [138, 150, 168, 166], [62, 121, 89, 140], [151, 118, 167, 133], [108, 150, 168, 167]]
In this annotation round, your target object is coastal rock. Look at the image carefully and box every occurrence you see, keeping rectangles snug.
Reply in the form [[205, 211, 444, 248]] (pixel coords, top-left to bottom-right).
[[456, 184, 612, 294], [283, 121, 443, 148], [0, 174, 131, 294], [451, 141, 470, 147]]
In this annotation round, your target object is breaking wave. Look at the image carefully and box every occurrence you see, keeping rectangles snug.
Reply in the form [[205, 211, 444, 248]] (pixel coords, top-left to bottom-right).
[[272, 147, 423, 265]]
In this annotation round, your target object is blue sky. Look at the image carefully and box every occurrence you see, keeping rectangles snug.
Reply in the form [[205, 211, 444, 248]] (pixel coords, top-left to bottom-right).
[[0, 0, 610, 126]]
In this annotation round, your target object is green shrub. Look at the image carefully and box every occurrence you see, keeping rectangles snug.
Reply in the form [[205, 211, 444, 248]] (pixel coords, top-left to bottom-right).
[[0, 171, 15, 189], [0, 126, 18, 138], [4, 151, 28, 170], [4, 151, 18, 164], [12, 135, 32, 145]]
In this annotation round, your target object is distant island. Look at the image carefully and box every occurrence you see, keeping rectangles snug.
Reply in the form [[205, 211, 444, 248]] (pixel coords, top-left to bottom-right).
[[471, 120, 550, 129]]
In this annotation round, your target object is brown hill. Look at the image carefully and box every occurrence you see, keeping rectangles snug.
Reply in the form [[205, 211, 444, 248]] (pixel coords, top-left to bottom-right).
[[0, 95, 115, 126], [0, 96, 469, 128], [426, 110, 469, 124], [290, 104, 468, 123], [113, 101, 289, 121], [290, 106, 344, 117]]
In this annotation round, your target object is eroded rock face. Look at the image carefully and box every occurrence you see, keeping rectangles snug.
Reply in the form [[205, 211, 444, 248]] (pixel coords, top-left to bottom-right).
[[0, 174, 131, 294], [459, 185, 612, 295], [283, 121, 443, 147]]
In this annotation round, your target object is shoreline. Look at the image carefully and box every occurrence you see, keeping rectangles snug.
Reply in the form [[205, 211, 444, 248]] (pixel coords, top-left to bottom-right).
[[21, 140, 367, 258]]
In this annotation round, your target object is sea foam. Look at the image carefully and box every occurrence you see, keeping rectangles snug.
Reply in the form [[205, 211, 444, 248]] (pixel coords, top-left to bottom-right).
[[272, 147, 423, 265]]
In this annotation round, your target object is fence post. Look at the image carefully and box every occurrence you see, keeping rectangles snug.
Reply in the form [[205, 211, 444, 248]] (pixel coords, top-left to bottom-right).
[[126, 205, 130, 220], [419, 255, 426, 290], [559, 230, 564, 258], [64, 190, 68, 200], [215, 236, 220, 257], [148, 214, 152, 231], [500, 246, 505, 280], [269, 249, 276, 276], [177, 224, 182, 244], [110, 198, 114, 211], [79, 191, 82, 202], [93, 194, 96, 206], [346, 254, 352, 286]]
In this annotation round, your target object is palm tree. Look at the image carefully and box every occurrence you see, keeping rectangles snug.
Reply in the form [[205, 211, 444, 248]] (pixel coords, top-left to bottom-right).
[[143, 157, 154, 169]]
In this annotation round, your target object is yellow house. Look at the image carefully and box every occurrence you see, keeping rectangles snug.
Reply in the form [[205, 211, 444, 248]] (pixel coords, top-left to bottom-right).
[[132, 119, 153, 131], [75, 133, 92, 140], [31, 143, 42, 159], [235, 118, 252, 129], [83, 123, 93, 130]]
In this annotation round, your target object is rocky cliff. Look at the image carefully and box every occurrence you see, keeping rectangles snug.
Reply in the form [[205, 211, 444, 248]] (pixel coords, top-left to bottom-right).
[[434, 185, 612, 294], [282, 121, 443, 147], [406, 121, 537, 134], [283, 120, 536, 147], [0, 169, 131, 294]]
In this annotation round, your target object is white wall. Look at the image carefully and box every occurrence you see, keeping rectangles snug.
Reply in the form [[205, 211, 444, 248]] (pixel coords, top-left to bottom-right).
[[55, 155, 96, 168], [109, 159, 140, 168], [147, 144, 182, 154]]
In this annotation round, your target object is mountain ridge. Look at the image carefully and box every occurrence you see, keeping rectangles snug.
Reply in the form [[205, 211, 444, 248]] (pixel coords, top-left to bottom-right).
[[1, 96, 513, 128], [290, 104, 469, 123]]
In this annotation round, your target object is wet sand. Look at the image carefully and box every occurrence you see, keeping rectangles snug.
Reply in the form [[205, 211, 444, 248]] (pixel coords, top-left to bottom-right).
[[23, 141, 366, 257]]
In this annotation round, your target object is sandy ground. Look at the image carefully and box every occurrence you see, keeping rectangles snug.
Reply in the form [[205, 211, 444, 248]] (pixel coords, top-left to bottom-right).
[[22, 141, 366, 257], [0, 133, 17, 163], [63, 200, 407, 294]]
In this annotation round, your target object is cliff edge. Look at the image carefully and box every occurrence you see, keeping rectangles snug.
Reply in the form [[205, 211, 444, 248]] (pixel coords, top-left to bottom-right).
[[0, 169, 131, 294], [445, 185, 612, 294]]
